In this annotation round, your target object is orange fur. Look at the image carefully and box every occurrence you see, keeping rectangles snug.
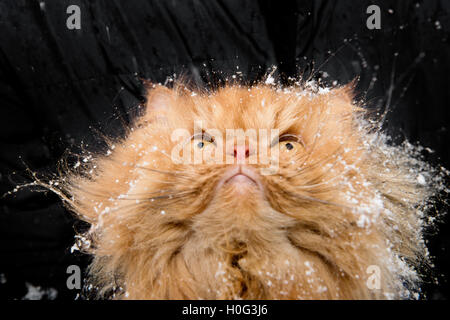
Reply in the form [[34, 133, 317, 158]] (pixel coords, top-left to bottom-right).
[[57, 81, 441, 299]]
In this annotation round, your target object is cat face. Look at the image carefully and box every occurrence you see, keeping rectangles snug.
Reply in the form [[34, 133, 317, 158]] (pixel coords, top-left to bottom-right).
[[129, 84, 362, 223], [64, 82, 430, 299]]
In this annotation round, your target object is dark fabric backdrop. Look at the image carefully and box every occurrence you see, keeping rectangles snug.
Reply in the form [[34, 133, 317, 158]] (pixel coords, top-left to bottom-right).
[[0, 0, 449, 299]]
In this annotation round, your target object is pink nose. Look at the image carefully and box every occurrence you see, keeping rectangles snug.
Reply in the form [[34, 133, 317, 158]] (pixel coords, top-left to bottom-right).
[[234, 144, 250, 162]]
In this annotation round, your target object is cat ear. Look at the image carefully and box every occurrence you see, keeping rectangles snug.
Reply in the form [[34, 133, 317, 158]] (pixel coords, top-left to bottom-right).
[[331, 78, 358, 105], [327, 79, 365, 118], [311, 79, 361, 138], [140, 83, 175, 123], [145, 84, 173, 111]]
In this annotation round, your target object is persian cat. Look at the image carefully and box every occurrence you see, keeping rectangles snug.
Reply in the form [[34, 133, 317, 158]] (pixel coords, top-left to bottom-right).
[[41, 78, 447, 300]]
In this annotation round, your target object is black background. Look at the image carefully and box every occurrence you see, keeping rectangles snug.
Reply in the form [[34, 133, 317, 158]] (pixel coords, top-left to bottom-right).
[[0, 0, 449, 300]]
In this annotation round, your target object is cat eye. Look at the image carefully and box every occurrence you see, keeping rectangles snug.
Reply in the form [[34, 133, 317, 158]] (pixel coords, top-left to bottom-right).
[[271, 134, 304, 150], [197, 141, 205, 149], [284, 142, 294, 150], [191, 131, 216, 148], [279, 140, 302, 152]]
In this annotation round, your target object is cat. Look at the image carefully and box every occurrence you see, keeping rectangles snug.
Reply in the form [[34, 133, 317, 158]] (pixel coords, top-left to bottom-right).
[[49, 78, 446, 299]]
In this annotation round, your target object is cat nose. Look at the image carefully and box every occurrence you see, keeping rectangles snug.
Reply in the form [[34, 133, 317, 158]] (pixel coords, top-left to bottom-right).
[[234, 144, 250, 162]]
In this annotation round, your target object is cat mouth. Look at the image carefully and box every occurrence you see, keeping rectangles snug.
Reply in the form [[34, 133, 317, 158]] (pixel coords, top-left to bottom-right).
[[217, 166, 263, 191]]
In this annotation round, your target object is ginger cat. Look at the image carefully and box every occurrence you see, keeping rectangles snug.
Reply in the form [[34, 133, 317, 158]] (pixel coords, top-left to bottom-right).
[[50, 79, 446, 299]]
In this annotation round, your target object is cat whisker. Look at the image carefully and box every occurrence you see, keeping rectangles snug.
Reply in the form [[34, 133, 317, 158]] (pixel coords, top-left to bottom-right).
[[289, 153, 363, 185], [65, 181, 191, 203], [118, 190, 196, 202], [119, 188, 186, 197], [99, 191, 197, 213], [134, 166, 195, 180], [281, 189, 352, 210], [63, 181, 174, 199], [144, 180, 176, 185], [288, 149, 347, 179], [287, 174, 344, 190]]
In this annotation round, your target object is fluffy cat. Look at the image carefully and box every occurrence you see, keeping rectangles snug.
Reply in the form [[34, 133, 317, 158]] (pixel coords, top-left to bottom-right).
[[48, 79, 446, 299]]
